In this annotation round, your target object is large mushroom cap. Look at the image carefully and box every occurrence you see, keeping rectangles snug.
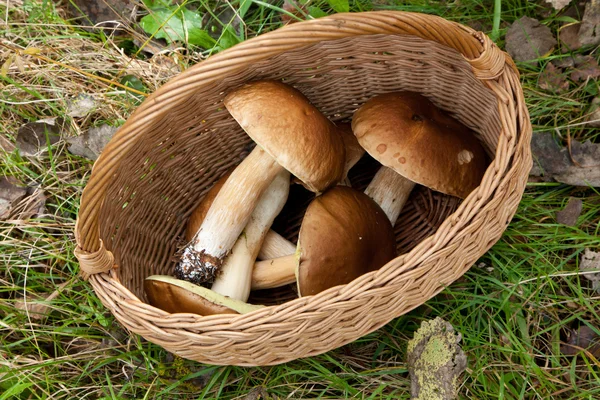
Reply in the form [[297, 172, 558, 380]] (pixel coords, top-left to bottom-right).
[[296, 186, 397, 296], [352, 92, 488, 199], [145, 275, 263, 315], [224, 80, 345, 193]]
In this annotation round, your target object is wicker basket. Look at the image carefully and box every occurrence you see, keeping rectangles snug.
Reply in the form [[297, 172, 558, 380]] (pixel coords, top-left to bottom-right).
[[74, 11, 532, 366]]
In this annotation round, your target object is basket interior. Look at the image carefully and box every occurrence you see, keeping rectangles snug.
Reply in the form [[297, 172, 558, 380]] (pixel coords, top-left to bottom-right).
[[98, 34, 501, 302]]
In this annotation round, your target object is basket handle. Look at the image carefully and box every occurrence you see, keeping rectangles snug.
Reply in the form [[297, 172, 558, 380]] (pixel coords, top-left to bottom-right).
[[74, 11, 510, 277]]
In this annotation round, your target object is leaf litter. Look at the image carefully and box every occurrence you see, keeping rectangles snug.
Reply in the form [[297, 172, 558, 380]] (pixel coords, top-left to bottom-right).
[[530, 133, 600, 187]]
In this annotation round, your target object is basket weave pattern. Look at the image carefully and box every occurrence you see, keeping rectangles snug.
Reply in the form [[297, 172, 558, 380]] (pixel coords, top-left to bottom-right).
[[74, 12, 532, 366]]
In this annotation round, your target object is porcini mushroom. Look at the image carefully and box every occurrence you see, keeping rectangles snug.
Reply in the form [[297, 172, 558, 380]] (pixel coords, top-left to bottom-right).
[[145, 275, 264, 315], [152, 170, 290, 316], [353, 91, 488, 225], [252, 186, 396, 296], [175, 80, 345, 284]]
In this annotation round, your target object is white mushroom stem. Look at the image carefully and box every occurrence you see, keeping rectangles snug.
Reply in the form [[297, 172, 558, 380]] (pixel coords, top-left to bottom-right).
[[177, 146, 283, 283], [210, 170, 290, 301], [258, 230, 296, 260], [252, 254, 297, 290], [364, 166, 416, 226]]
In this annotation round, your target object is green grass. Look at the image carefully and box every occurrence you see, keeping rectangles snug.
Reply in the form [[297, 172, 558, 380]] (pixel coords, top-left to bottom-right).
[[2, 0, 600, 398]]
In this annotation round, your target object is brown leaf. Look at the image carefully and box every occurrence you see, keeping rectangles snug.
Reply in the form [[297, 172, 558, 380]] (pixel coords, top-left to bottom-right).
[[16, 119, 63, 157], [539, 62, 569, 93], [556, 197, 583, 226], [67, 124, 117, 160], [544, 0, 572, 11], [281, 0, 307, 24], [561, 325, 600, 357], [15, 281, 69, 321], [559, 23, 582, 51], [68, 0, 136, 30], [530, 132, 600, 186], [0, 177, 27, 219], [66, 93, 98, 118], [580, 248, 600, 293], [579, 0, 600, 47], [505, 16, 557, 64], [570, 55, 600, 82], [586, 97, 600, 128]]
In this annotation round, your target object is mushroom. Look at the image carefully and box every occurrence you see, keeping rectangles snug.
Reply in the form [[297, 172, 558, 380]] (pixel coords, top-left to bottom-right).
[[252, 186, 396, 296], [353, 91, 488, 226], [250, 93, 488, 290], [175, 80, 345, 284], [150, 169, 290, 316], [145, 275, 264, 315]]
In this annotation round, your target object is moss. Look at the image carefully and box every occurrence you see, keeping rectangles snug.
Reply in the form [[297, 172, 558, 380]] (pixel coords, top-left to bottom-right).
[[407, 318, 467, 400]]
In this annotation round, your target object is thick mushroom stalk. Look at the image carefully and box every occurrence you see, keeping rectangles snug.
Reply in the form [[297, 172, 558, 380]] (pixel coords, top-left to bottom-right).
[[211, 170, 290, 301], [176, 80, 345, 284], [363, 167, 415, 225], [146, 171, 289, 316]]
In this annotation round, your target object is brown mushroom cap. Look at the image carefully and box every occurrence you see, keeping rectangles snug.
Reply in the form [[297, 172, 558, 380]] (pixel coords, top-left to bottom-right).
[[296, 186, 397, 296], [145, 275, 263, 315], [224, 80, 345, 193], [352, 92, 488, 198]]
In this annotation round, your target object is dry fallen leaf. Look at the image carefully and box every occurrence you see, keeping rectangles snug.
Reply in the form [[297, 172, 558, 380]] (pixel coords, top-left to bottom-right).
[[281, 0, 308, 24], [407, 317, 467, 400], [586, 97, 600, 128], [561, 325, 600, 357], [579, 0, 600, 47], [556, 197, 583, 226], [530, 132, 600, 187], [68, 0, 136, 28], [559, 23, 581, 51], [0, 177, 28, 219], [580, 248, 600, 293], [539, 62, 569, 93], [545, 0, 572, 11], [570, 55, 600, 82], [505, 16, 557, 64], [67, 124, 117, 160], [66, 93, 98, 118], [15, 281, 69, 321], [16, 119, 63, 157]]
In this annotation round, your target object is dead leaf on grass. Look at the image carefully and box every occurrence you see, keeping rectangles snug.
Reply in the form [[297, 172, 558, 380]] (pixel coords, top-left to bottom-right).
[[15, 281, 69, 321], [505, 16, 557, 64], [559, 23, 582, 51], [67, 124, 117, 160], [539, 62, 569, 93], [0, 177, 28, 219], [530, 132, 600, 187], [579, 0, 600, 47], [281, 0, 308, 24], [545, 0, 572, 11], [586, 97, 600, 128], [407, 317, 467, 400], [556, 197, 583, 226], [561, 325, 600, 357], [15, 119, 64, 157], [570, 55, 600, 82], [580, 248, 600, 294], [66, 93, 98, 118], [68, 0, 137, 30]]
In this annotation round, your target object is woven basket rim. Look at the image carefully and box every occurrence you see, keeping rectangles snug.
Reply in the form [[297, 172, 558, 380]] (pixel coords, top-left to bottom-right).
[[74, 10, 532, 366]]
